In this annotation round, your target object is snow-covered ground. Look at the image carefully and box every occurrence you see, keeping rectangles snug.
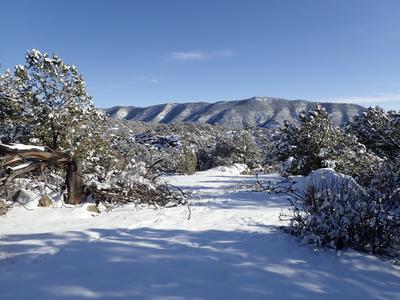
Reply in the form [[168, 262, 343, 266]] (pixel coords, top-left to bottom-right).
[[1, 165, 400, 299]]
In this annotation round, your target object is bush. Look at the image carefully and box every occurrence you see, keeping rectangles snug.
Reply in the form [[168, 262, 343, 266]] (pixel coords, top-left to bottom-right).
[[85, 157, 186, 208], [174, 144, 197, 175], [282, 169, 400, 258], [276, 105, 381, 184], [348, 106, 400, 158]]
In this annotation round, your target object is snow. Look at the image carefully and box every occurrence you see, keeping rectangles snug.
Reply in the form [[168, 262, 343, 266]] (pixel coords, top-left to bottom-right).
[[1, 166, 400, 299], [154, 103, 175, 122], [115, 108, 129, 119], [0, 143, 46, 151], [12, 189, 40, 209], [10, 162, 33, 171], [292, 168, 366, 195]]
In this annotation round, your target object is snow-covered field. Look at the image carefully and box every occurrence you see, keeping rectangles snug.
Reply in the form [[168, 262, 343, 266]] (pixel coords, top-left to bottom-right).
[[1, 165, 400, 300]]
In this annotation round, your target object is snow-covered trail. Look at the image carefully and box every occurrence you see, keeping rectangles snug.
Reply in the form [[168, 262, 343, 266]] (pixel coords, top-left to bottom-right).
[[1, 165, 400, 300]]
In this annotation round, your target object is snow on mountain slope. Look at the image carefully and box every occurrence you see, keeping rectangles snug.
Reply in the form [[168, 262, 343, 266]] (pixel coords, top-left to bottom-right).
[[103, 97, 365, 128], [1, 165, 399, 300]]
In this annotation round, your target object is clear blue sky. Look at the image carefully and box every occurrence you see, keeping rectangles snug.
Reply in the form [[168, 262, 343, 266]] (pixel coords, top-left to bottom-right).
[[1, 0, 400, 109]]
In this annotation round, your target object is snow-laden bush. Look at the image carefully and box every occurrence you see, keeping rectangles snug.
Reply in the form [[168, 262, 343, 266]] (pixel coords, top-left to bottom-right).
[[85, 158, 186, 208], [116, 121, 268, 174], [369, 157, 400, 209], [348, 106, 400, 158], [275, 105, 381, 184], [281, 169, 400, 259], [195, 130, 264, 171]]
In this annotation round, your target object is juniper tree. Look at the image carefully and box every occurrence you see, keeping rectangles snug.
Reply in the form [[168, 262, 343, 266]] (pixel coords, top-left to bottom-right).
[[13, 49, 104, 155], [348, 106, 400, 158], [276, 105, 380, 183], [0, 70, 26, 142]]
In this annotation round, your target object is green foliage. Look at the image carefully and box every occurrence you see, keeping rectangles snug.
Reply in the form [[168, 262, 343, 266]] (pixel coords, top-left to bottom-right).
[[14, 50, 98, 149], [348, 106, 400, 158], [0, 70, 27, 142], [0, 49, 108, 164], [276, 105, 380, 183], [285, 172, 400, 256], [175, 144, 197, 175], [213, 131, 262, 169]]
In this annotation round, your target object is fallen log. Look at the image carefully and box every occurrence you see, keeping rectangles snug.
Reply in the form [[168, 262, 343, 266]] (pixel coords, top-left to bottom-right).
[[0, 143, 83, 204]]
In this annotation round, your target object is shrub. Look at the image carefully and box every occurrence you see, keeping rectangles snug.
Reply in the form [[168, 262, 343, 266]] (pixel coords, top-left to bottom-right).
[[281, 169, 400, 259], [276, 105, 381, 184], [211, 131, 263, 169], [175, 144, 197, 175], [348, 106, 400, 158]]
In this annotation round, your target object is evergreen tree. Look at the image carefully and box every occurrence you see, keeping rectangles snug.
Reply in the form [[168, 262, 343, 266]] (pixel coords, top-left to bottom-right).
[[12, 49, 103, 154], [276, 105, 380, 182], [348, 106, 400, 158], [0, 70, 26, 142]]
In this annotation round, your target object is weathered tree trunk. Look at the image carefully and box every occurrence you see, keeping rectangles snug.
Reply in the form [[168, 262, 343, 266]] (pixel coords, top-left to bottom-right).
[[65, 160, 84, 205], [0, 143, 84, 205]]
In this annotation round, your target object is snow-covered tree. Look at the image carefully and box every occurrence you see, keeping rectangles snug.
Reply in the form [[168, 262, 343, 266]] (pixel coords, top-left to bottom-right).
[[0, 70, 27, 142], [348, 106, 400, 158], [13, 49, 104, 155], [276, 105, 380, 183]]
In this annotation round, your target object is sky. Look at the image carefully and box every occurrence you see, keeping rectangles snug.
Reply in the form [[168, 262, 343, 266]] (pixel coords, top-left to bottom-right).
[[1, 0, 400, 110]]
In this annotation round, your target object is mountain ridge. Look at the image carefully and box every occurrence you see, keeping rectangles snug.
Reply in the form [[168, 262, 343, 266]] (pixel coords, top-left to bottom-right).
[[102, 96, 365, 128]]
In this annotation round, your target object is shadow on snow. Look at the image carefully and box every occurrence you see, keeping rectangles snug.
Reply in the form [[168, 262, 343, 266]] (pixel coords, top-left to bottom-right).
[[1, 227, 400, 300]]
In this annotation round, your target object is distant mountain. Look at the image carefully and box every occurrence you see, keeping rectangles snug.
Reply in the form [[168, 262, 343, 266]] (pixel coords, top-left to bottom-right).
[[102, 97, 365, 128]]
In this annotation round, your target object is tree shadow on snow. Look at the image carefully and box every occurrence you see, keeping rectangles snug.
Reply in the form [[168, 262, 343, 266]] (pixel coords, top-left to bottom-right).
[[1, 227, 400, 300], [177, 184, 288, 209]]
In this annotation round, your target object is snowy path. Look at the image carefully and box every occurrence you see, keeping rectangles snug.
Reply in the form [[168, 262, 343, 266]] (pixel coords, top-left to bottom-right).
[[1, 165, 400, 300]]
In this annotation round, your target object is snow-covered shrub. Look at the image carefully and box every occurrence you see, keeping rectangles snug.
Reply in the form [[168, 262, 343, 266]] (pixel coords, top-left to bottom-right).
[[282, 169, 400, 258], [284, 170, 367, 249], [348, 106, 400, 158], [368, 157, 400, 209], [206, 131, 263, 170], [119, 121, 269, 173], [76, 124, 187, 207], [276, 105, 381, 184], [85, 158, 186, 208]]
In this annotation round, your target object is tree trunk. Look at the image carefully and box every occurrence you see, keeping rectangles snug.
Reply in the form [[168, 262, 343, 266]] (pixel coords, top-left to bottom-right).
[[65, 160, 84, 205], [0, 144, 85, 205]]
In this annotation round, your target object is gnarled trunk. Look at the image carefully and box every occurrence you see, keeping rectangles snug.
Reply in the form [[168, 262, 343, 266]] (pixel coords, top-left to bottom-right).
[[65, 160, 84, 205], [0, 143, 84, 205]]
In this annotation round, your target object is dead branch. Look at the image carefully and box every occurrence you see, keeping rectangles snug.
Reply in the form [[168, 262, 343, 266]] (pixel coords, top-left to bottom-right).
[[0, 143, 83, 205], [87, 180, 187, 210]]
